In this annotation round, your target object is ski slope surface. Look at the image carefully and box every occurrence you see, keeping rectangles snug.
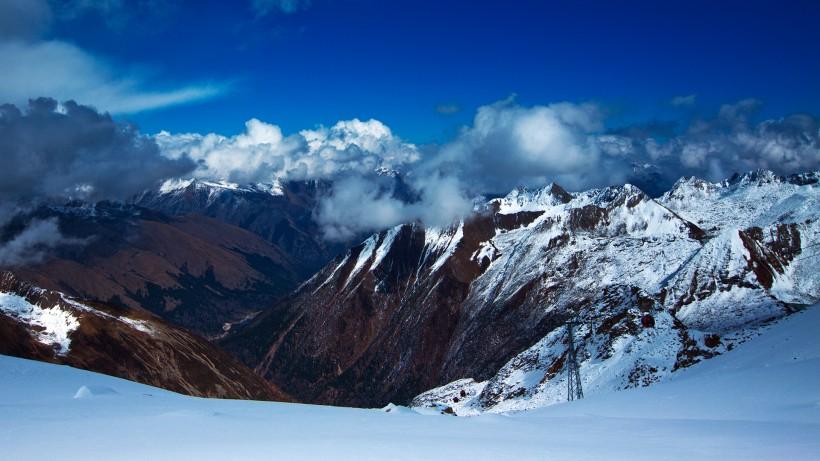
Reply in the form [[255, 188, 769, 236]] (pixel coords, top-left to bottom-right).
[[2, 305, 818, 460]]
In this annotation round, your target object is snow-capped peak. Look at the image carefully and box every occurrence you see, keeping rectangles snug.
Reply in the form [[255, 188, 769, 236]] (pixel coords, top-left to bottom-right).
[[492, 183, 573, 214], [156, 178, 286, 197]]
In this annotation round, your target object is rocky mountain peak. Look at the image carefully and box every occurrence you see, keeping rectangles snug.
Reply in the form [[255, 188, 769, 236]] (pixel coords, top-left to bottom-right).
[[223, 169, 819, 412]]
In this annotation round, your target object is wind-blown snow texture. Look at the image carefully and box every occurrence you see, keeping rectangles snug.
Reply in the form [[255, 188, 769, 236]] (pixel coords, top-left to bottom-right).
[[2, 305, 818, 460]]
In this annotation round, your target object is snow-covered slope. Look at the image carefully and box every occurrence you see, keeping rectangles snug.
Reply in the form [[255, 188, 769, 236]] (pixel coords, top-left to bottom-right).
[[3, 305, 818, 460], [225, 170, 819, 411], [414, 170, 819, 414]]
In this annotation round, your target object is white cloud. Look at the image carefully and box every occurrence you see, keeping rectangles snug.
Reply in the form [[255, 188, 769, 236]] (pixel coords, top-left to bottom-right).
[[156, 117, 469, 240], [0, 40, 225, 114], [431, 98, 627, 192], [0, 0, 226, 114], [157, 118, 421, 184], [154, 98, 820, 239], [0, 218, 81, 267], [635, 102, 820, 181], [315, 174, 472, 241]]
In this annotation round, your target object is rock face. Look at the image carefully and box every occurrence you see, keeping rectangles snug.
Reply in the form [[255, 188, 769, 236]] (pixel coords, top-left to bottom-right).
[[224, 170, 819, 410], [0, 272, 289, 401]]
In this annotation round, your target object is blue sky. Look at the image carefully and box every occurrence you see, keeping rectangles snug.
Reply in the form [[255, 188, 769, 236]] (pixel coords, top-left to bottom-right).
[[23, 0, 820, 141], [2, 0, 820, 240]]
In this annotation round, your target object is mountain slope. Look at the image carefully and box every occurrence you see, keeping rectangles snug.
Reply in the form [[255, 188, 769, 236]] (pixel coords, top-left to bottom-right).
[[135, 178, 349, 277], [5, 202, 300, 337], [224, 170, 819, 409], [0, 271, 288, 401]]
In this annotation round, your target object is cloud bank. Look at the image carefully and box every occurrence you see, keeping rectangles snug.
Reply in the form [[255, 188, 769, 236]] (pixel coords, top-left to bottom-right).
[[602, 99, 820, 184], [0, 98, 196, 265], [156, 118, 420, 185], [151, 97, 820, 240], [0, 98, 195, 203], [2, 91, 818, 249]]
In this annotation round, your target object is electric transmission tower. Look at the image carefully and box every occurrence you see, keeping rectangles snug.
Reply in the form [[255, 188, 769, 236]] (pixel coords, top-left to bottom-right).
[[565, 317, 584, 401]]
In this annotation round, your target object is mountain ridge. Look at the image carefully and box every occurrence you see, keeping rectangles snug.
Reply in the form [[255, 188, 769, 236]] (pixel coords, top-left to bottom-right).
[[223, 169, 819, 410]]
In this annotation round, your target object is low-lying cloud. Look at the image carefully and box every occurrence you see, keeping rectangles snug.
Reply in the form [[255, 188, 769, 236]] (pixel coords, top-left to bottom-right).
[[0, 218, 84, 266], [649, 100, 820, 182], [315, 174, 472, 240], [2, 91, 819, 251], [152, 97, 820, 240], [0, 98, 196, 266], [1, 98, 195, 203], [431, 98, 629, 193]]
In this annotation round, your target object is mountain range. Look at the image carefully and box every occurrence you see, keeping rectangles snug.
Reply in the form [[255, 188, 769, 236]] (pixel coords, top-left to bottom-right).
[[1, 169, 818, 411]]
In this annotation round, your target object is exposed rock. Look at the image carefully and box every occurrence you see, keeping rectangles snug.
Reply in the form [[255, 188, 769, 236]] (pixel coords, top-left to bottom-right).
[[225, 171, 818, 412]]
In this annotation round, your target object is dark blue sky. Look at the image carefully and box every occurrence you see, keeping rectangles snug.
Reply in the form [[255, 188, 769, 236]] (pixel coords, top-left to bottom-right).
[[52, 0, 820, 141]]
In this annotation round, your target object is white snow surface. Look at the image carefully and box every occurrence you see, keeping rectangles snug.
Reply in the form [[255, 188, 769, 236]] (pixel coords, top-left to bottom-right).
[[0, 287, 157, 356], [370, 225, 402, 271], [659, 170, 819, 230], [157, 178, 286, 197], [2, 305, 818, 460], [424, 222, 464, 274], [492, 184, 566, 214], [344, 234, 378, 286], [0, 291, 79, 354]]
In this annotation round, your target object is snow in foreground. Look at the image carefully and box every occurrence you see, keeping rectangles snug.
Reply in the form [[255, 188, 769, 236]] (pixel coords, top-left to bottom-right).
[[2, 307, 819, 461]]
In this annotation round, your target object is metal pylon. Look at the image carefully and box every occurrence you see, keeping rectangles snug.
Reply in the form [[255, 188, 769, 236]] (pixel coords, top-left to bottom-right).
[[566, 318, 584, 401]]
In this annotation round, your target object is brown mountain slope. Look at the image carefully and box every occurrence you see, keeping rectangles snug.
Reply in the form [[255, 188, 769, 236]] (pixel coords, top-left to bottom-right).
[[0, 272, 290, 401], [222, 176, 817, 408], [8, 203, 300, 337]]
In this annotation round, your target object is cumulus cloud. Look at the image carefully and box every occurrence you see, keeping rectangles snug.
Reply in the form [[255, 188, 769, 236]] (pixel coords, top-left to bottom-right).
[[0, 0, 226, 113], [311, 99, 629, 238], [0, 98, 195, 203], [251, 0, 311, 16], [157, 118, 420, 184], [430, 98, 630, 193], [617, 99, 820, 182], [156, 116, 470, 239], [315, 174, 472, 241], [0, 98, 196, 264]]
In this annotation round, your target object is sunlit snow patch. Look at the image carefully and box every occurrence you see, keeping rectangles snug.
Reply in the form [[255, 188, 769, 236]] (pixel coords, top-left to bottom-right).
[[0, 292, 79, 355]]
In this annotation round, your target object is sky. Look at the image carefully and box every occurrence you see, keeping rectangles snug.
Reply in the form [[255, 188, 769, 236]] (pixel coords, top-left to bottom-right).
[[3, 0, 820, 141], [1, 0, 820, 253]]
